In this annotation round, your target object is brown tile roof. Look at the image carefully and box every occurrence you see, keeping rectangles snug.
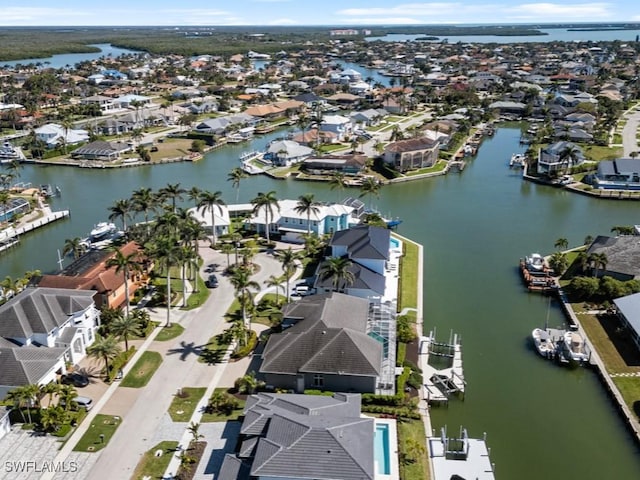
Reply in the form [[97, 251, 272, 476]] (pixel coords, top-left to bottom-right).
[[385, 137, 438, 153]]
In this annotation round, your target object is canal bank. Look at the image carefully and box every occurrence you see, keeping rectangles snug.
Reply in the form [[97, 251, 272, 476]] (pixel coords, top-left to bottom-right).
[[2, 126, 640, 479]]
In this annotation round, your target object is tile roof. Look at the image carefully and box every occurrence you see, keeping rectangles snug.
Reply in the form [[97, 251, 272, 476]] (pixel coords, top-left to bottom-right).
[[330, 225, 390, 261], [315, 260, 386, 295], [0, 346, 67, 387], [384, 137, 438, 153]]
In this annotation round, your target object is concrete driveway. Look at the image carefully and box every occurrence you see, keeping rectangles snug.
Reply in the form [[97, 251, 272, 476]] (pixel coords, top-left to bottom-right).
[[622, 106, 640, 156]]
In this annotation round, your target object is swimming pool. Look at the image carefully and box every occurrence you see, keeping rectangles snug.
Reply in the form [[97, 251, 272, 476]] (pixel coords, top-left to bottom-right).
[[374, 423, 391, 475], [389, 237, 400, 250]]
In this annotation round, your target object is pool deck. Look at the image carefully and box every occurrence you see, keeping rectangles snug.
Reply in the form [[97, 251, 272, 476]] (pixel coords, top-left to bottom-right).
[[373, 418, 400, 480]]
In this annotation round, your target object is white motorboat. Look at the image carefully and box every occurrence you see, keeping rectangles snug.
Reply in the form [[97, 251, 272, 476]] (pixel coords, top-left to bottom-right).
[[562, 328, 590, 364], [525, 253, 546, 272], [510, 153, 526, 167], [90, 222, 117, 241], [0, 141, 20, 163], [532, 328, 557, 359]]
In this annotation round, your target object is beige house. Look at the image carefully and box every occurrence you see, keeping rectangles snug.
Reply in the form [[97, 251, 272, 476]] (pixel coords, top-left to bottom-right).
[[383, 137, 439, 172]]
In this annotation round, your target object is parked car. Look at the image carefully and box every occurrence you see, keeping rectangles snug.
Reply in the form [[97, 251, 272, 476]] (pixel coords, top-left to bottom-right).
[[61, 395, 93, 411], [206, 274, 219, 288], [60, 372, 89, 388]]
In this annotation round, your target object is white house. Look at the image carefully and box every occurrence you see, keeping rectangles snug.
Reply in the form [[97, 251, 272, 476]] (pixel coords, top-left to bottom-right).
[[320, 115, 352, 142], [246, 199, 354, 243], [188, 204, 231, 237], [266, 140, 313, 167], [0, 288, 100, 400], [34, 123, 89, 149]]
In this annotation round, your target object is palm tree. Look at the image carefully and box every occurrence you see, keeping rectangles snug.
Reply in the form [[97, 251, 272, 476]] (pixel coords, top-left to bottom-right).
[[251, 191, 279, 243], [557, 144, 582, 176], [177, 244, 198, 307], [40, 406, 66, 433], [294, 194, 321, 235], [227, 167, 248, 203], [230, 268, 260, 327], [220, 243, 234, 266], [589, 252, 608, 277], [265, 274, 285, 304], [147, 237, 180, 327], [108, 198, 133, 232], [62, 237, 86, 260], [106, 248, 141, 319], [57, 384, 78, 412], [359, 177, 381, 210], [554, 238, 569, 251], [276, 247, 298, 300], [6, 385, 38, 424], [329, 171, 347, 201], [40, 382, 61, 408], [319, 257, 355, 292], [110, 314, 142, 351], [131, 187, 157, 236], [198, 190, 226, 246], [187, 186, 202, 208], [159, 183, 186, 212], [228, 319, 249, 350], [584, 235, 594, 246], [87, 335, 122, 376]]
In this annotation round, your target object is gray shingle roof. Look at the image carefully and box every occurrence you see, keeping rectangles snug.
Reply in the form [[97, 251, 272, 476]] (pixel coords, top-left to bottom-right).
[[331, 225, 390, 261], [587, 236, 640, 278], [0, 346, 67, 387], [614, 292, 640, 339], [261, 293, 382, 378], [315, 260, 386, 294], [218, 454, 251, 480], [0, 288, 95, 339], [251, 413, 374, 480]]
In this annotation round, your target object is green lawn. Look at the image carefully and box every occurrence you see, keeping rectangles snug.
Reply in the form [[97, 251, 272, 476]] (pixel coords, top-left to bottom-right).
[[398, 419, 430, 480], [198, 333, 232, 365], [168, 387, 207, 422], [318, 143, 349, 153], [200, 388, 246, 422], [131, 441, 179, 480], [405, 160, 448, 176], [120, 351, 163, 388], [582, 145, 623, 161], [612, 377, 640, 418], [183, 275, 210, 310], [73, 414, 122, 452], [397, 235, 419, 311], [155, 323, 185, 341]]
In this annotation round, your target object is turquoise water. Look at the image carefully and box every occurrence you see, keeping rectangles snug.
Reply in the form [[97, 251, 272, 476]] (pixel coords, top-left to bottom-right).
[[374, 423, 391, 475], [390, 238, 400, 249]]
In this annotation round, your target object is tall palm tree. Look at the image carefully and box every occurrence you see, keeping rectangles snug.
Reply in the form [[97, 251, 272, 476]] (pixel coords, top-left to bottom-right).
[[264, 274, 285, 304], [106, 247, 141, 319], [589, 252, 608, 277], [159, 183, 186, 212], [359, 177, 381, 210], [276, 247, 298, 301], [40, 382, 62, 408], [131, 187, 157, 236], [329, 171, 347, 202], [294, 193, 321, 235], [7, 385, 38, 424], [319, 257, 355, 292], [87, 335, 122, 376], [227, 167, 248, 203], [221, 243, 234, 266], [110, 313, 143, 351], [198, 190, 226, 246], [147, 237, 180, 327], [108, 198, 133, 232], [62, 237, 86, 260], [557, 144, 581, 176], [57, 384, 78, 412], [554, 238, 569, 251], [230, 268, 260, 328], [187, 186, 202, 208], [177, 244, 198, 307], [251, 191, 279, 243]]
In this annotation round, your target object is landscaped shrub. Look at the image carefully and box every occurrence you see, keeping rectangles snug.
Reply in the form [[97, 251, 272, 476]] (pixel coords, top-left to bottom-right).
[[396, 342, 407, 367], [304, 390, 335, 396], [403, 360, 422, 373], [362, 394, 405, 406], [397, 315, 417, 343], [232, 330, 258, 359], [108, 347, 136, 382], [360, 405, 421, 419]]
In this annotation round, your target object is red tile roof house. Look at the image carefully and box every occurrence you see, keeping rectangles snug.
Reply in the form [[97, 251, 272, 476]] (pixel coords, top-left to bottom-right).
[[383, 137, 440, 173], [37, 241, 146, 311]]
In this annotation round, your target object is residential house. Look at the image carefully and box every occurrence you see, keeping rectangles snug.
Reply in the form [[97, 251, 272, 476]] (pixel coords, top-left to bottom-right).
[[487, 101, 527, 116], [80, 95, 118, 113], [218, 392, 377, 480], [613, 292, 640, 353], [350, 109, 386, 128], [594, 158, 640, 190], [302, 154, 367, 176], [319, 115, 352, 142], [260, 292, 383, 393], [188, 204, 230, 238], [245, 199, 354, 243], [266, 140, 313, 167], [193, 113, 256, 135], [383, 137, 439, 172], [70, 140, 132, 162], [537, 141, 585, 176], [585, 235, 640, 280], [0, 288, 100, 400], [0, 198, 30, 223], [37, 242, 145, 311], [34, 123, 89, 149]]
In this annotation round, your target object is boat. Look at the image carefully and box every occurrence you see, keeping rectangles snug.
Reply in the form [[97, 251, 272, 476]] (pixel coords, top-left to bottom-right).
[[40, 184, 61, 198], [532, 328, 557, 359], [89, 222, 117, 241], [0, 141, 20, 163], [524, 253, 546, 272], [509, 153, 526, 168], [562, 327, 590, 364]]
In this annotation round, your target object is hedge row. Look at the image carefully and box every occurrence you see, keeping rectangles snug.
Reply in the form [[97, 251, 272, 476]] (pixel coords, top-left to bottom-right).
[[396, 342, 407, 367], [107, 347, 136, 382], [361, 404, 421, 420], [232, 330, 258, 359]]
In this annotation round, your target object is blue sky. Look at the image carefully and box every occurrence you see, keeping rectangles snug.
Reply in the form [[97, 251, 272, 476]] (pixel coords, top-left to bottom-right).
[[2, 1, 640, 26]]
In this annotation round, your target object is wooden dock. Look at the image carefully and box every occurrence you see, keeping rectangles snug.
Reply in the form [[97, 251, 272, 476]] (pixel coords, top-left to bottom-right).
[[419, 331, 466, 405], [0, 209, 70, 255]]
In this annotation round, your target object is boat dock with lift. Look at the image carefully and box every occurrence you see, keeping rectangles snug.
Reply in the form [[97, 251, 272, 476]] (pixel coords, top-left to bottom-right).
[[428, 426, 495, 480], [419, 330, 466, 405]]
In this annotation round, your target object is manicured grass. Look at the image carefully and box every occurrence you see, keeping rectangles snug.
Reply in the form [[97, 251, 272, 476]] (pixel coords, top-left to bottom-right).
[[612, 377, 640, 418], [155, 323, 185, 341], [199, 333, 232, 364], [149, 138, 193, 161], [120, 351, 163, 388], [131, 440, 179, 480], [405, 160, 448, 176], [183, 275, 210, 310], [73, 414, 121, 452], [318, 143, 349, 153], [397, 236, 419, 311], [168, 387, 207, 422], [582, 145, 623, 161], [398, 419, 430, 480], [200, 388, 246, 422]]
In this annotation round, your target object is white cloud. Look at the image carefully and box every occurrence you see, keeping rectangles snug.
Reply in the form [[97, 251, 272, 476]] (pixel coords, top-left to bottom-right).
[[505, 2, 613, 20], [338, 3, 461, 17]]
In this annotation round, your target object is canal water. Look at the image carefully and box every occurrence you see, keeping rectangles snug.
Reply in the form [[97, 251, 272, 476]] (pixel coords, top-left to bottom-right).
[[2, 126, 640, 478], [1, 44, 142, 69]]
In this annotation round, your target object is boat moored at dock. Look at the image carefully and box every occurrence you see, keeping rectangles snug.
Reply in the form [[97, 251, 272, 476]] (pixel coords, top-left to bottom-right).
[[510, 153, 526, 168], [562, 327, 591, 364], [532, 328, 558, 359]]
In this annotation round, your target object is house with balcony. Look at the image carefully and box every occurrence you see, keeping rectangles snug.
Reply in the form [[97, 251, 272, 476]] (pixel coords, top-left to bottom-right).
[[537, 141, 585, 176], [0, 288, 100, 400], [383, 137, 439, 173], [34, 123, 89, 149], [594, 158, 640, 190], [319, 115, 352, 142], [265, 140, 313, 167]]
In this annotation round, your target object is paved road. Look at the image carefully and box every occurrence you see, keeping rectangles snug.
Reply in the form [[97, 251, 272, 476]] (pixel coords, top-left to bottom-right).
[[40, 242, 287, 480], [621, 106, 640, 156]]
